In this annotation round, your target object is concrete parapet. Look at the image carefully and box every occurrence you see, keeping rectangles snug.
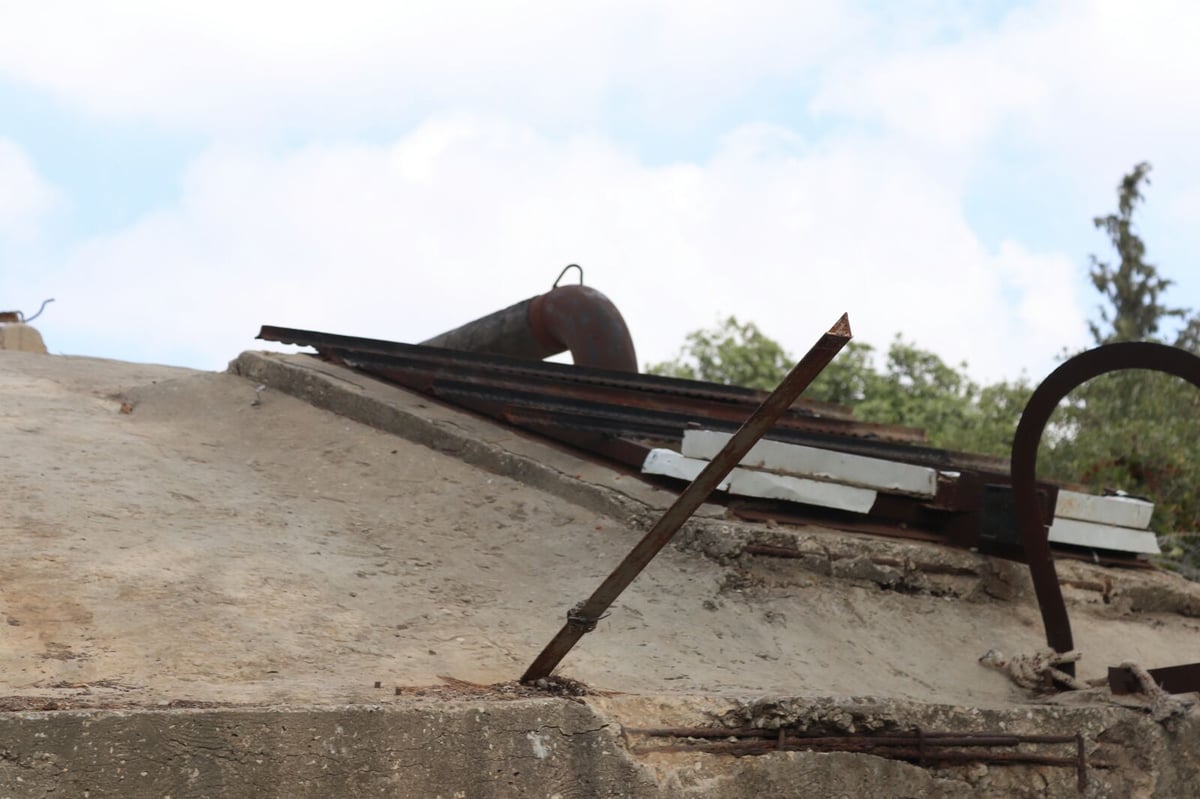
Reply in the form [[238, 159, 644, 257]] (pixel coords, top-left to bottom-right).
[[1, 698, 1197, 798], [0, 323, 46, 354]]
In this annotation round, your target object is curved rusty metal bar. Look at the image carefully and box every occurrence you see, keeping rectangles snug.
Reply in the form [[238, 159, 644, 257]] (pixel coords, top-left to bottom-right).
[[1012, 341, 1200, 674], [421, 284, 638, 373], [526, 285, 637, 373]]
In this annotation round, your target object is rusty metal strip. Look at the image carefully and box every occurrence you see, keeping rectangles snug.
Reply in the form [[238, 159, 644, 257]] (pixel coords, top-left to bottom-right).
[[356, 361, 911, 439], [257, 325, 856, 416], [312, 347, 929, 444], [519, 314, 853, 683], [1108, 662, 1200, 695], [1011, 342, 1200, 675], [627, 726, 1095, 789], [627, 727, 1078, 745], [257, 327, 1037, 469]]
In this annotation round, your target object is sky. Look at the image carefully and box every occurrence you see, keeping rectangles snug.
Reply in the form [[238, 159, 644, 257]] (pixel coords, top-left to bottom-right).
[[1, 1, 1198, 384]]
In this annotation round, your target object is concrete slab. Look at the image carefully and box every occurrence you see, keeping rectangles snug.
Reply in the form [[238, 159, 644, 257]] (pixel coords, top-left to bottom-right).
[[4, 348, 1200, 797], [1, 696, 1197, 798]]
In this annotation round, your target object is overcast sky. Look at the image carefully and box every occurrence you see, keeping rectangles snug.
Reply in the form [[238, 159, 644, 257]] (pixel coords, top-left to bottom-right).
[[2, 1, 1198, 383]]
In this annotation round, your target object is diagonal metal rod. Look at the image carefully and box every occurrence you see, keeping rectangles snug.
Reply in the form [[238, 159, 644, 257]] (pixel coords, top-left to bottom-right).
[[520, 313, 852, 683]]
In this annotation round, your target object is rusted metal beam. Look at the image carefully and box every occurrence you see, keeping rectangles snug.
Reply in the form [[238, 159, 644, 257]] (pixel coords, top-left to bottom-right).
[[255, 326, 948, 453], [1108, 662, 1200, 695], [1011, 342, 1200, 675], [256, 325, 805, 408], [519, 314, 853, 683]]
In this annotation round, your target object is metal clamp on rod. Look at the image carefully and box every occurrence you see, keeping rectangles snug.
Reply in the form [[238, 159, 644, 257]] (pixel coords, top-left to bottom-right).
[[565, 602, 606, 634]]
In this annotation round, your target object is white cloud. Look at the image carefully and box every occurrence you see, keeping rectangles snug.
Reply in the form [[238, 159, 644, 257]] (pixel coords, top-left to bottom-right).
[[0, 1, 866, 133], [27, 117, 1085, 381], [813, 1, 1200, 178], [0, 138, 57, 241], [6, 1, 1192, 379]]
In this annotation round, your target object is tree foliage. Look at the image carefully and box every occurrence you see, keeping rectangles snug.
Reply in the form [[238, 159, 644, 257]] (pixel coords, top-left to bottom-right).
[[646, 316, 794, 391], [649, 162, 1199, 575], [1086, 163, 1188, 343], [647, 321, 1030, 457], [1041, 163, 1200, 571]]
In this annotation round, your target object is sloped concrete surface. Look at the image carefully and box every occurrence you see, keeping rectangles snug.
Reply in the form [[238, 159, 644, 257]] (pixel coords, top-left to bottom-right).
[[3, 348, 1200, 797]]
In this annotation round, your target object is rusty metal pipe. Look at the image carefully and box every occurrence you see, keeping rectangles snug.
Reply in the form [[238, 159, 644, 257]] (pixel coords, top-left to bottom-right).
[[420, 285, 638, 373], [1011, 342, 1200, 674], [519, 313, 852, 683]]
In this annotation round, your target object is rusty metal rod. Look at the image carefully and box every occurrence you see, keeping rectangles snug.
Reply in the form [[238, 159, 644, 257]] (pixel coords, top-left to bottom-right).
[[1011, 342, 1200, 672], [626, 727, 1078, 745], [632, 741, 1096, 768], [520, 314, 852, 683]]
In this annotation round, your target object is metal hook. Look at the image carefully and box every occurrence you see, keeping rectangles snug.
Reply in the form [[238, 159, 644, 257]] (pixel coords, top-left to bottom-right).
[[21, 298, 55, 323], [552, 264, 583, 288]]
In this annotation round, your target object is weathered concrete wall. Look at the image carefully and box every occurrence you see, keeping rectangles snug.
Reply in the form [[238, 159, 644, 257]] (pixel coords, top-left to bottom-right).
[[0, 700, 652, 799], [2, 698, 1198, 798]]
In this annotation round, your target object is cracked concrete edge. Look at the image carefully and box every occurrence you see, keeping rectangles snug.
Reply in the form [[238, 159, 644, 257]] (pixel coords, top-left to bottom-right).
[[681, 515, 1200, 617], [229, 351, 683, 529], [676, 516, 1020, 599], [3, 696, 1196, 798]]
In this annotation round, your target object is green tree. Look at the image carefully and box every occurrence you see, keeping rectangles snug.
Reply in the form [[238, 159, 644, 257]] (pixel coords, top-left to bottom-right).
[[646, 316, 793, 390], [1086, 163, 1189, 343], [1043, 162, 1200, 572], [852, 339, 1030, 456], [649, 163, 1199, 576], [647, 321, 1028, 457]]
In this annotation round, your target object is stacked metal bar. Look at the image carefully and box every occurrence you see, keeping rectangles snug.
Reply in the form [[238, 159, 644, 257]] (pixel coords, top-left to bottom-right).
[[649, 430, 1159, 559], [256, 326, 1150, 565]]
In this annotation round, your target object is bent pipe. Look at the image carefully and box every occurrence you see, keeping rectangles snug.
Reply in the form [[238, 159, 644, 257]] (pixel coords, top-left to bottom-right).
[[420, 285, 638, 373], [1012, 341, 1200, 675]]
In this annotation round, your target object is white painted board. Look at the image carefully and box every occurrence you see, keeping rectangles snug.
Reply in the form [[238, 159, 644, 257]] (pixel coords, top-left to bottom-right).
[[641, 448, 731, 491], [681, 429, 937, 498], [1054, 490, 1154, 530], [641, 449, 878, 514], [1047, 518, 1161, 555]]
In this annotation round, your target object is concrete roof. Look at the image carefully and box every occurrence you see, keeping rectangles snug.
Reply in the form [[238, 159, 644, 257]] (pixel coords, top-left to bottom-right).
[[2, 347, 1198, 797]]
